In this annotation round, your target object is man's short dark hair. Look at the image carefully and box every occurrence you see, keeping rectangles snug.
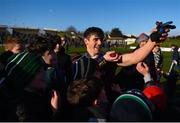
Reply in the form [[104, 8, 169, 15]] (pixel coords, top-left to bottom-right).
[[27, 36, 54, 56], [83, 27, 104, 40], [67, 76, 103, 106]]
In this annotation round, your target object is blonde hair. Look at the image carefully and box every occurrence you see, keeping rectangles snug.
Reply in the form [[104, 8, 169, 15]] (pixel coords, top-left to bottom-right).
[[4, 37, 22, 51]]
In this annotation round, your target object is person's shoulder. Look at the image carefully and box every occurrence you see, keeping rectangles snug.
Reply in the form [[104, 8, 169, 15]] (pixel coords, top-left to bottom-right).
[[0, 51, 13, 60], [72, 53, 84, 63]]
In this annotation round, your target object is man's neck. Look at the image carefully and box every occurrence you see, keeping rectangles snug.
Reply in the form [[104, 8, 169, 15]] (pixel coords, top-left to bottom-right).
[[87, 52, 99, 59]]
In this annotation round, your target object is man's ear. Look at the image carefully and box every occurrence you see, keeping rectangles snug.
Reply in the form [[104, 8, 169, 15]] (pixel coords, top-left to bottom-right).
[[84, 38, 88, 45]]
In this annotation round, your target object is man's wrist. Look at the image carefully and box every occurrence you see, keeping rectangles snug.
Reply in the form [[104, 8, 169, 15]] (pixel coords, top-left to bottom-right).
[[150, 32, 162, 43], [148, 39, 156, 44]]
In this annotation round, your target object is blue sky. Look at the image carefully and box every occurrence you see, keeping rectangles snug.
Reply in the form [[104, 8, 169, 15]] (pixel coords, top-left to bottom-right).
[[0, 0, 179, 36]]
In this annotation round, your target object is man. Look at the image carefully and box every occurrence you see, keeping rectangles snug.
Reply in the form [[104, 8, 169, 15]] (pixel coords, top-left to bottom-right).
[[152, 44, 163, 82], [168, 44, 179, 74], [72, 25, 172, 104], [27, 36, 67, 111], [61, 36, 69, 53]]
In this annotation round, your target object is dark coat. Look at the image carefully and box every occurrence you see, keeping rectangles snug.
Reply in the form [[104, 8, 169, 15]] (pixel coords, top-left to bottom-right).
[[56, 47, 72, 85], [6, 89, 52, 121], [172, 47, 179, 65]]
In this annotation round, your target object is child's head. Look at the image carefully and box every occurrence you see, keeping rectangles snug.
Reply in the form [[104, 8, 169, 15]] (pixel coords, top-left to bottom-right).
[[27, 36, 57, 66], [67, 76, 103, 107], [4, 37, 24, 54]]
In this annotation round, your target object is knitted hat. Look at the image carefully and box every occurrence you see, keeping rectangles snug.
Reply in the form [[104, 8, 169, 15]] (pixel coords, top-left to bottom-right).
[[135, 33, 149, 43], [4, 51, 45, 92], [110, 89, 154, 121], [143, 85, 167, 112]]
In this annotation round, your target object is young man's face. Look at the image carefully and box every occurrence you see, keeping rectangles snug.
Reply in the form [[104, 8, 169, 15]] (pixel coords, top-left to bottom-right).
[[42, 50, 57, 66], [54, 43, 61, 53], [84, 34, 103, 56]]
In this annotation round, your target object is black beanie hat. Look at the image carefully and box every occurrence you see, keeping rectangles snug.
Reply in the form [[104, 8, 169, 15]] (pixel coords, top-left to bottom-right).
[[110, 89, 154, 121]]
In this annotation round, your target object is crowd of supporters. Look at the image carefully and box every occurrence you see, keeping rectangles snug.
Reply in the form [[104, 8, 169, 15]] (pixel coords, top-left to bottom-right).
[[0, 23, 180, 121]]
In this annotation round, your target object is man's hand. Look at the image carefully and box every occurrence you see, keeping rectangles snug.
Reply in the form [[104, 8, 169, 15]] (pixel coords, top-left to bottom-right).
[[150, 21, 176, 43], [103, 51, 119, 62], [136, 62, 149, 76], [51, 90, 60, 112]]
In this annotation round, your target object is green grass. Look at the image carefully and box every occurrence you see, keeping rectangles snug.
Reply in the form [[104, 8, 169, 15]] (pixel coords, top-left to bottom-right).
[[129, 38, 180, 47], [161, 38, 180, 47], [162, 52, 172, 72], [67, 46, 86, 56]]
